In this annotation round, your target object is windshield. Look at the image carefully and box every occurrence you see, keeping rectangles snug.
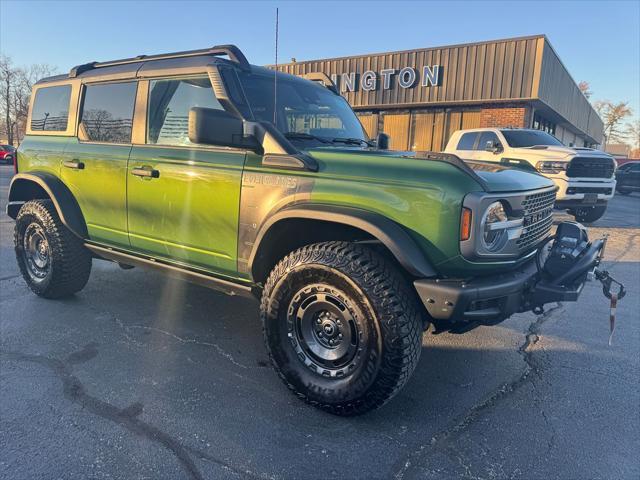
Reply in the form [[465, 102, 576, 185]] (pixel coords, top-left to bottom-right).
[[501, 130, 564, 148], [235, 71, 367, 145]]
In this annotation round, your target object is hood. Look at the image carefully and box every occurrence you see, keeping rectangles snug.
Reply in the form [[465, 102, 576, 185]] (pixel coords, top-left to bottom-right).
[[464, 160, 555, 192], [515, 145, 613, 162], [303, 146, 555, 193]]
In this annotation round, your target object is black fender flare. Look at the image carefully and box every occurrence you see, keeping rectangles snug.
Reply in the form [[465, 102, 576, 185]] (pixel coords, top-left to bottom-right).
[[7, 172, 88, 239], [248, 204, 437, 278]]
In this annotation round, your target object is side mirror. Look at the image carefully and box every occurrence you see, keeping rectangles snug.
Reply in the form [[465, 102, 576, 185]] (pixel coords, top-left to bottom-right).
[[376, 132, 390, 150], [485, 140, 501, 154], [188, 107, 257, 149]]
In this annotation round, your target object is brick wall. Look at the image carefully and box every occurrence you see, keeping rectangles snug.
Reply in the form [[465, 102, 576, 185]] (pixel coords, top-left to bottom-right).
[[479, 104, 531, 129]]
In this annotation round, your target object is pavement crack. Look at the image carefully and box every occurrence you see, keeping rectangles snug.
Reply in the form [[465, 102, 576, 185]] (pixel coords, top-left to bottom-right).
[[394, 303, 564, 480], [603, 232, 639, 266], [184, 445, 278, 480], [519, 302, 563, 376], [0, 347, 255, 480], [114, 318, 248, 369], [0, 274, 20, 282]]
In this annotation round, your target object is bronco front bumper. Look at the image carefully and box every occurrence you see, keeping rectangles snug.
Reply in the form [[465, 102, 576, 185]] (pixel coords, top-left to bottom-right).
[[414, 236, 606, 326]]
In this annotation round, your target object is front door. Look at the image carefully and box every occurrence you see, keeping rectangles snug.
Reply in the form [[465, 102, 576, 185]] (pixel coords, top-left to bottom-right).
[[62, 81, 138, 247], [127, 76, 245, 276], [473, 131, 504, 163]]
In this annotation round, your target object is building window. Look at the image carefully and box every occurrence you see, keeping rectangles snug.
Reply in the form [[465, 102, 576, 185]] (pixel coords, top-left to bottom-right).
[[532, 113, 556, 136]]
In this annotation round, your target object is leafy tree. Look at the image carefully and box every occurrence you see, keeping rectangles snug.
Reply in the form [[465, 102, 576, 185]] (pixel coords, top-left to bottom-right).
[[578, 81, 592, 100]]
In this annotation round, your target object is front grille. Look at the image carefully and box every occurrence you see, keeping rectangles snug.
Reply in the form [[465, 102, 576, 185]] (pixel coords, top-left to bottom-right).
[[566, 157, 615, 178], [517, 189, 556, 250]]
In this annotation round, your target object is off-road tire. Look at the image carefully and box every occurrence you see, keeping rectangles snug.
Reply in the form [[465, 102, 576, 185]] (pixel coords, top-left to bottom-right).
[[616, 187, 631, 195], [261, 241, 423, 416], [571, 205, 607, 223], [15, 200, 92, 298]]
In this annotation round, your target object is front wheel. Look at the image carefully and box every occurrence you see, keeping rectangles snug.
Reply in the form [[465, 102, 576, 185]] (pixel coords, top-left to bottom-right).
[[261, 241, 423, 416], [15, 200, 92, 298], [571, 205, 607, 223]]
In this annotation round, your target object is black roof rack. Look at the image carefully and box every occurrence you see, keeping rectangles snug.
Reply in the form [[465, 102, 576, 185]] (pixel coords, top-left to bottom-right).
[[302, 72, 339, 94], [69, 44, 250, 78]]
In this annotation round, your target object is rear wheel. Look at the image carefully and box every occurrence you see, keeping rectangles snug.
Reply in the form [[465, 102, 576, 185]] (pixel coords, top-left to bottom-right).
[[570, 205, 607, 223], [261, 241, 423, 416], [15, 200, 92, 298]]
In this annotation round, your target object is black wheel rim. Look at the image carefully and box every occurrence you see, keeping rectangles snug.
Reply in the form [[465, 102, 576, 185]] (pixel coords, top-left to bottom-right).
[[287, 284, 363, 378], [22, 223, 51, 282]]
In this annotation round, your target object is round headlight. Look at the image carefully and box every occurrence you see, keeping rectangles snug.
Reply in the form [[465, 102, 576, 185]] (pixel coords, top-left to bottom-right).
[[481, 201, 508, 251]]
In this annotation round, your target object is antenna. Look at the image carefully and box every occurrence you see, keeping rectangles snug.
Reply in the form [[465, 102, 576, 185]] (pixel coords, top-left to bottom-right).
[[273, 7, 279, 126]]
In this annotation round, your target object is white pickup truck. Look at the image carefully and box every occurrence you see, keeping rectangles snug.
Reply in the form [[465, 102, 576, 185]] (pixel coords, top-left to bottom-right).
[[444, 128, 617, 223]]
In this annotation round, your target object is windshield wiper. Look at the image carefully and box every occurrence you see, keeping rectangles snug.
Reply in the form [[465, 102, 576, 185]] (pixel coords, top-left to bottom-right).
[[284, 132, 330, 143], [331, 137, 374, 147]]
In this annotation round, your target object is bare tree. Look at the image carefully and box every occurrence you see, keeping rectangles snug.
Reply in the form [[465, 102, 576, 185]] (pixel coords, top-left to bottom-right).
[[625, 119, 640, 150], [0, 55, 16, 144], [594, 100, 633, 144], [578, 81, 592, 100], [0, 54, 57, 145]]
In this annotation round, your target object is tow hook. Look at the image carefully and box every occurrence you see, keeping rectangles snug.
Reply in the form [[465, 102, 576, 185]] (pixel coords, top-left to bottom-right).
[[593, 268, 626, 300], [591, 268, 626, 345]]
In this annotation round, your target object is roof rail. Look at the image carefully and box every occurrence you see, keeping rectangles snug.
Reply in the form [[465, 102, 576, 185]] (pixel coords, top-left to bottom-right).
[[69, 44, 250, 78]]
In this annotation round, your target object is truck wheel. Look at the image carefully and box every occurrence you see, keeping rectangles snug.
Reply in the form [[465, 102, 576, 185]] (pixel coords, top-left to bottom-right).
[[15, 200, 92, 299], [616, 187, 631, 195], [571, 205, 607, 223], [261, 241, 423, 416]]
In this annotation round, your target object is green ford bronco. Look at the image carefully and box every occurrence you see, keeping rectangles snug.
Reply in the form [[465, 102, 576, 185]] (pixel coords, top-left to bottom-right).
[[8, 45, 608, 415]]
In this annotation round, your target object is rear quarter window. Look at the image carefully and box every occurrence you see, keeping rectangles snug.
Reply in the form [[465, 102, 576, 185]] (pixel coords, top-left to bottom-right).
[[30, 85, 72, 132], [457, 132, 478, 150]]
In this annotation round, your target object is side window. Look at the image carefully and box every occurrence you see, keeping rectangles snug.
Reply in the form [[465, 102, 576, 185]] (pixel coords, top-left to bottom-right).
[[477, 131, 501, 150], [80, 82, 137, 143], [457, 132, 478, 150], [147, 77, 223, 146], [31, 85, 72, 132]]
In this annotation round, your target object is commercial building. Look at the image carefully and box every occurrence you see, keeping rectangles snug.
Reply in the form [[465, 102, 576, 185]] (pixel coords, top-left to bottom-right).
[[274, 35, 603, 151]]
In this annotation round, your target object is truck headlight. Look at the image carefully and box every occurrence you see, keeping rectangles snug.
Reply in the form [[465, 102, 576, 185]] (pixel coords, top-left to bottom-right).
[[481, 201, 509, 252], [536, 161, 567, 174]]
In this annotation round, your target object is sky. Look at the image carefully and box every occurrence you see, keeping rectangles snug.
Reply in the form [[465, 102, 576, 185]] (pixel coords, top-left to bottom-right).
[[1, 0, 639, 122]]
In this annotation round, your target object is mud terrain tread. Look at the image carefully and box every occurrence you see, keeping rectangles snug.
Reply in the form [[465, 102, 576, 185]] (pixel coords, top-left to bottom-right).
[[261, 241, 423, 416], [15, 200, 92, 299]]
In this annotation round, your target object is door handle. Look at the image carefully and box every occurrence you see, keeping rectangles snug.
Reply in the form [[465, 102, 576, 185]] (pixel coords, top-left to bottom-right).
[[131, 167, 160, 178], [63, 160, 85, 170]]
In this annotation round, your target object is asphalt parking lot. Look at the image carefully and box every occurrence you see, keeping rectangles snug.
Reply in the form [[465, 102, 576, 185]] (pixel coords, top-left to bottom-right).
[[0, 163, 638, 480]]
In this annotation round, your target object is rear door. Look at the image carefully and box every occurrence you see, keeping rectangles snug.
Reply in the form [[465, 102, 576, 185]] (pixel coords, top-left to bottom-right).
[[126, 76, 246, 276], [62, 81, 137, 247], [452, 131, 479, 160]]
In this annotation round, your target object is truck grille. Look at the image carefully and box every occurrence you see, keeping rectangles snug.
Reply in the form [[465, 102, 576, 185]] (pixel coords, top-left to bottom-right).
[[566, 157, 615, 178], [517, 189, 556, 250]]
